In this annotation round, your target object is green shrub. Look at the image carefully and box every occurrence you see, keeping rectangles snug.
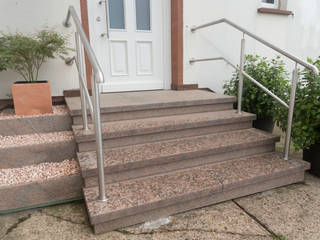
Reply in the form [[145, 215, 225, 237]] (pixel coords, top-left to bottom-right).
[[223, 55, 290, 120], [276, 57, 320, 151], [0, 29, 72, 82]]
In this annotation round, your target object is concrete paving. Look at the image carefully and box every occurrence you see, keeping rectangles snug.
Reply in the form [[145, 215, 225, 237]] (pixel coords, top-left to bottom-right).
[[1, 172, 319, 240]]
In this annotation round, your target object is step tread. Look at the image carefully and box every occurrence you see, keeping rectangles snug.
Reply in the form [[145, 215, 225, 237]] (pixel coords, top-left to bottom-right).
[[66, 90, 235, 116], [84, 152, 309, 224], [0, 105, 68, 120], [0, 131, 74, 149], [0, 159, 79, 188], [78, 128, 279, 176], [73, 110, 255, 142]]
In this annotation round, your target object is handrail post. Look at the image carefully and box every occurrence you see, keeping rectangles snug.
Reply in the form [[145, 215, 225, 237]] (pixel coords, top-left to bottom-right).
[[284, 63, 298, 160], [92, 74, 108, 202], [75, 32, 89, 131], [238, 38, 246, 114], [64, 6, 107, 202]]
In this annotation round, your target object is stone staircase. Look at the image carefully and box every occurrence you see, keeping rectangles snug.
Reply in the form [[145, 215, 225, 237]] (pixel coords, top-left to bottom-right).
[[0, 106, 82, 213], [65, 90, 309, 234]]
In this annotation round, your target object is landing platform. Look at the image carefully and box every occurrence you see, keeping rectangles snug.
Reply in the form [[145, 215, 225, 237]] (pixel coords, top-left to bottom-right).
[[65, 90, 235, 116]]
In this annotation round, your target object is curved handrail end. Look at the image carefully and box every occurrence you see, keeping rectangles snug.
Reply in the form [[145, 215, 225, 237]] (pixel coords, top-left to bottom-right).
[[96, 70, 105, 84], [63, 6, 74, 28], [63, 20, 71, 28], [311, 66, 319, 76]]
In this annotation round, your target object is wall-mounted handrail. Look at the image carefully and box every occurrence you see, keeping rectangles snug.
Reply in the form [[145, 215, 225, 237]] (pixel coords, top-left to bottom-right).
[[190, 57, 289, 109], [190, 18, 319, 161], [191, 18, 319, 75], [64, 6, 107, 202]]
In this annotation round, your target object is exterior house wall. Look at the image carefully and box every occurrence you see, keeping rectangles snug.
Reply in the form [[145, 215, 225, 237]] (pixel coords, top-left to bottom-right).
[[1, 0, 319, 99], [0, 0, 81, 99], [184, 0, 320, 93]]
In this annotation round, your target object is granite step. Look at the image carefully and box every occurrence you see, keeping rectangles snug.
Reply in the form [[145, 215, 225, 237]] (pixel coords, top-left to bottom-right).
[[0, 131, 76, 169], [83, 152, 309, 234], [0, 159, 82, 213], [0, 105, 71, 136], [66, 90, 235, 125], [78, 128, 280, 187], [73, 110, 256, 152]]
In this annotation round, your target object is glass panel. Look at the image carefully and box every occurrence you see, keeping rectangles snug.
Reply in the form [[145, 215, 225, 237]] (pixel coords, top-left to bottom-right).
[[136, 0, 151, 31], [262, 0, 275, 3], [108, 0, 125, 29], [261, 0, 278, 8]]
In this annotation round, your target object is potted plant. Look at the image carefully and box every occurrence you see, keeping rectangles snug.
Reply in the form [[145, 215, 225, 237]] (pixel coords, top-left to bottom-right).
[[276, 57, 320, 176], [223, 55, 290, 133], [0, 30, 71, 116]]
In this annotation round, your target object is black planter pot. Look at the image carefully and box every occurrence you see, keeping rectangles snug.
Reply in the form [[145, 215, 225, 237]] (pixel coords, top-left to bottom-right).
[[303, 142, 320, 177], [253, 118, 275, 133]]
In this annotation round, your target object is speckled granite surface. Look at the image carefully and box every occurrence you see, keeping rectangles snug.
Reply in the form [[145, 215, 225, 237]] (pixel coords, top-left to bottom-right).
[[78, 128, 279, 175], [73, 110, 256, 142], [66, 90, 236, 116], [0, 131, 74, 149], [0, 105, 68, 120], [84, 152, 309, 224]]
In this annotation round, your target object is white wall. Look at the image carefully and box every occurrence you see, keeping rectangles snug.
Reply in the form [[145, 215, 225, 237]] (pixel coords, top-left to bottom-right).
[[1, 0, 319, 98], [184, 0, 320, 93], [0, 0, 81, 99]]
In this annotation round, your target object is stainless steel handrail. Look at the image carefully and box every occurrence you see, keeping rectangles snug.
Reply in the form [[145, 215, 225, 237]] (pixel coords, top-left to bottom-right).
[[191, 18, 319, 75], [190, 18, 319, 160], [190, 57, 289, 109], [64, 6, 107, 202]]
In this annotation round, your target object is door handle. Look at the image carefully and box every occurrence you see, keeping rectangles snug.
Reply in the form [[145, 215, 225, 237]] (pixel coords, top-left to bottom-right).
[[99, 0, 110, 39]]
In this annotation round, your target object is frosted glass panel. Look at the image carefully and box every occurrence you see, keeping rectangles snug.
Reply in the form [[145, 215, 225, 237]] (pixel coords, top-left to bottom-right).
[[262, 0, 275, 3], [108, 0, 125, 29], [136, 0, 151, 31]]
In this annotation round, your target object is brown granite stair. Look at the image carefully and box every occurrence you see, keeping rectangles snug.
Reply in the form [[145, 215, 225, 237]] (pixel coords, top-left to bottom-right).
[[78, 128, 280, 187], [66, 90, 235, 125], [0, 105, 80, 213], [0, 131, 76, 169], [65, 90, 310, 234], [0, 163, 82, 214], [73, 110, 255, 152], [84, 153, 309, 234]]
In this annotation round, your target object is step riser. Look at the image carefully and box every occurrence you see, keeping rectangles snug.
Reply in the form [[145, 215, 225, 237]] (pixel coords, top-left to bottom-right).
[[0, 141, 76, 169], [93, 171, 305, 234], [77, 121, 252, 152], [0, 174, 82, 213], [83, 143, 276, 187], [0, 115, 72, 136], [72, 103, 234, 125]]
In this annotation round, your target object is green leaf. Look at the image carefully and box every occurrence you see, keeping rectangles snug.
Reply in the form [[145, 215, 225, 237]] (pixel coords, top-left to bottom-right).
[[0, 29, 73, 82]]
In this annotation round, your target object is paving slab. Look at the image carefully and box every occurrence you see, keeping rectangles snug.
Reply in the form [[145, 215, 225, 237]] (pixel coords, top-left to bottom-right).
[[124, 201, 272, 239], [0, 210, 33, 239], [0, 201, 272, 240], [1, 170, 318, 240], [40, 201, 88, 225], [235, 173, 320, 240]]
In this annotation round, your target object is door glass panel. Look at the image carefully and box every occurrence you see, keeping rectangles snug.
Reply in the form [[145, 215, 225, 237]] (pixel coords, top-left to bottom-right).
[[262, 0, 275, 3], [135, 0, 151, 31], [108, 0, 125, 29]]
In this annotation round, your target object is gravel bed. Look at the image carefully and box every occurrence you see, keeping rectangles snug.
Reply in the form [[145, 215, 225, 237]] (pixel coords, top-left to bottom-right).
[[0, 131, 74, 149], [0, 105, 68, 119], [0, 159, 80, 187]]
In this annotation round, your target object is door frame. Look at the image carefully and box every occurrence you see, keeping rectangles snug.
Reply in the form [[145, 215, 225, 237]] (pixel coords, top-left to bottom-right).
[[79, 0, 197, 91]]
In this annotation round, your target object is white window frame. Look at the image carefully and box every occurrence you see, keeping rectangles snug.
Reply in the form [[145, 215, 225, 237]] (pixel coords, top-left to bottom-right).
[[261, 0, 279, 9]]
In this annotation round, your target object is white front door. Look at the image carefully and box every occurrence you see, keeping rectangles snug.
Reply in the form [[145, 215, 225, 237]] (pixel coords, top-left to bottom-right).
[[88, 0, 171, 92]]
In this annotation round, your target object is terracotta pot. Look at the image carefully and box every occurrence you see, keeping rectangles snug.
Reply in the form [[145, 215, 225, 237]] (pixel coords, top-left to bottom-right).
[[12, 81, 53, 116]]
